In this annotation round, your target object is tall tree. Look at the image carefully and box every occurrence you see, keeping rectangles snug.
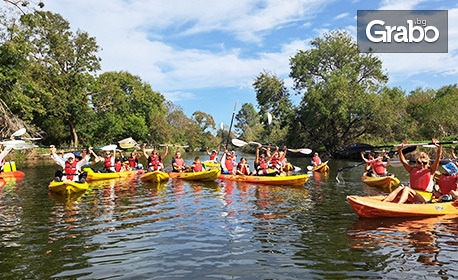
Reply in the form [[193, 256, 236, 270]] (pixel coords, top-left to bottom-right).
[[253, 70, 293, 144], [234, 103, 262, 141], [15, 11, 101, 146], [289, 29, 388, 153], [90, 71, 166, 145]]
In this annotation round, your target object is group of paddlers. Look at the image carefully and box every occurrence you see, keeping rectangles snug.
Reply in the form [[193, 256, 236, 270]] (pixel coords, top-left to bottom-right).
[[43, 142, 296, 183], [360, 139, 458, 204]]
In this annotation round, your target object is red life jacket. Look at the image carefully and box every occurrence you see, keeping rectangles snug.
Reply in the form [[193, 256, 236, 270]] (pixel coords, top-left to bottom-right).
[[148, 156, 162, 171], [372, 161, 386, 175], [438, 174, 458, 195], [270, 156, 280, 166], [64, 161, 78, 181], [238, 163, 249, 175], [410, 168, 432, 191], [210, 153, 217, 161], [312, 156, 321, 165], [128, 157, 137, 168], [224, 159, 234, 171], [174, 158, 184, 166], [115, 161, 122, 172], [193, 163, 203, 172], [104, 157, 114, 170], [257, 158, 269, 174]]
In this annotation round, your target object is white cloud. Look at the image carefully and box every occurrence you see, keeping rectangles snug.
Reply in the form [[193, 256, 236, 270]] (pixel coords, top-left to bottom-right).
[[42, 0, 326, 96], [334, 13, 349, 20], [379, 0, 428, 10]]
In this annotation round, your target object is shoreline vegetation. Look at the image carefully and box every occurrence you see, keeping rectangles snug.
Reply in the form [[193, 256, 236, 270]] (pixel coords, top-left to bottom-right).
[[0, 5, 456, 158]]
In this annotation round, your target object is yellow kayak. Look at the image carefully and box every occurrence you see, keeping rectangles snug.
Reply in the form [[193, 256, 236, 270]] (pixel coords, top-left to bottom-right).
[[203, 161, 221, 169], [361, 175, 400, 189], [48, 180, 89, 194], [84, 168, 145, 181], [168, 169, 221, 182], [218, 174, 310, 186], [141, 171, 169, 182], [312, 162, 330, 172]]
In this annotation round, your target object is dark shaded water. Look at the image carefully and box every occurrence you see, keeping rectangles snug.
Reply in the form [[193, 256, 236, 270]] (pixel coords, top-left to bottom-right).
[[1, 153, 457, 279]]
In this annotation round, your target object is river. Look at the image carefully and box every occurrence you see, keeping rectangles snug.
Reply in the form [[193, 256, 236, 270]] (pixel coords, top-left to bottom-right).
[[0, 152, 457, 279]]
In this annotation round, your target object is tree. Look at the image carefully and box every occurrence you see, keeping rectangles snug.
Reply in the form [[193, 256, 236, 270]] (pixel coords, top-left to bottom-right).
[[14, 11, 101, 146], [90, 71, 166, 145], [253, 71, 293, 144], [289, 29, 388, 153], [234, 103, 262, 141]]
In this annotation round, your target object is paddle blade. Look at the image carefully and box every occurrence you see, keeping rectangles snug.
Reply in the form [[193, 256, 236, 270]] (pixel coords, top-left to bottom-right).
[[232, 139, 248, 147], [12, 142, 37, 150], [119, 142, 135, 149], [96, 144, 117, 151], [11, 128, 26, 137], [339, 143, 374, 154], [299, 148, 313, 155], [402, 146, 417, 154], [267, 112, 272, 125]]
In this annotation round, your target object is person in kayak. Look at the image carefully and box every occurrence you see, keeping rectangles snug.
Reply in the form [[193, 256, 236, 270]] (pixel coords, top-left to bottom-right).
[[255, 144, 276, 176], [172, 151, 188, 172], [190, 157, 206, 172], [143, 144, 168, 172], [50, 145, 91, 183], [96, 148, 118, 173], [206, 146, 220, 163], [268, 146, 287, 173], [383, 139, 442, 204], [361, 152, 376, 177], [236, 157, 252, 175], [311, 152, 322, 167], [126, 150, 141, 170], [220, 149, 236, 175], [362, 151, 391, 177], [0, 142, 13, 173]]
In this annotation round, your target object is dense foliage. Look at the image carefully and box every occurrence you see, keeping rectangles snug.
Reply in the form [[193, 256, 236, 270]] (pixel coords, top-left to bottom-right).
[[0, 9, 221, 149], [238, 30, 457, 154]]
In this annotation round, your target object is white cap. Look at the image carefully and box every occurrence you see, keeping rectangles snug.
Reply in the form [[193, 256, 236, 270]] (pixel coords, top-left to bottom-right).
[[64, 153, 75, 160]]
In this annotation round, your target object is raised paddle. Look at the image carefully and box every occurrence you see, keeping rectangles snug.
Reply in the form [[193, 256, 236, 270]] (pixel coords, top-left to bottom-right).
[[232, 139, 312, 155], [337, 146, 417, 172], [225, 100, 238, 148], [341, 141, 458, 153]]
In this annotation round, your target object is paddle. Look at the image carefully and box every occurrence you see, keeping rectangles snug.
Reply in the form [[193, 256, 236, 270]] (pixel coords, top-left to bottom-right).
[[232, 139, 312, 154], [225, 100, 238, 148], [340, 141, 458, 153], [307, 161, 329, 171], [337, 146, 417, 172], [267, 112, 272, 145]]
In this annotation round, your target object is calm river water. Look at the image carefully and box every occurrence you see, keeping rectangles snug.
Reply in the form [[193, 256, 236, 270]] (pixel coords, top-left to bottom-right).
[[1, 152, 457, 279]]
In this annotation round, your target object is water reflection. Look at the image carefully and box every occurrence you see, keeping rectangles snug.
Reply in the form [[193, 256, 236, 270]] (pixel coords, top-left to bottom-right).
[[348, 216, 458, 274], [1, 157, 458, 279]]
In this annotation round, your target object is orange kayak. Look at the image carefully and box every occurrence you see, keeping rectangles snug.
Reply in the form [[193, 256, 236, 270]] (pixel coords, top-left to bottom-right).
[[347, 195, 458, 218], [361, 175, 400, 189], [218, 174, 310, 186], [0, 171, 25, 178]]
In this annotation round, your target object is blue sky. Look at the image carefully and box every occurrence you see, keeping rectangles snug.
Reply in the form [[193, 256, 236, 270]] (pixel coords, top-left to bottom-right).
[[15, 0, 458, 134]]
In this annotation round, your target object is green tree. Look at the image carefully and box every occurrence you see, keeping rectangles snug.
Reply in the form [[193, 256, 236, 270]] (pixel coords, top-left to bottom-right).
[[90, 71, 166, 145], [289, 29, 388, 153], [253, 70, 293, 144], [15, 11, 101, 146], [234, 103, 262, 141]]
